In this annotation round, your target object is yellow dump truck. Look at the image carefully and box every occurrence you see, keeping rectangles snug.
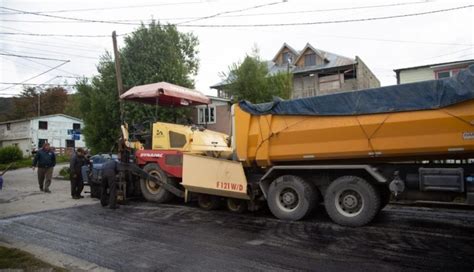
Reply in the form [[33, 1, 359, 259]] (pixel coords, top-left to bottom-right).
[[179, 66, 474, 227], [123, 67, 474, 227]]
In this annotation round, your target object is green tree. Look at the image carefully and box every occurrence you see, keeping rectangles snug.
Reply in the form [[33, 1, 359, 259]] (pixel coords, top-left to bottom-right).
[[222, 50, 292, 103], [77, 21, 199, 153], [12, 86, 69, 119], [64, 93, 82, 119], [0, 98, 14, 122]]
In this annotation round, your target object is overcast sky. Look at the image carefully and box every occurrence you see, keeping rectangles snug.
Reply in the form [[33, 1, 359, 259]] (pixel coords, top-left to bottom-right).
[[0, 0, 473, 97]]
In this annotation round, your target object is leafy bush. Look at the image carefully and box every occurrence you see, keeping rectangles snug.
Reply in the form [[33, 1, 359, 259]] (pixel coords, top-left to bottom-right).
[[59, 167, 70, 179], [56, 155, 70, 163], [0, 146, 23, 164]]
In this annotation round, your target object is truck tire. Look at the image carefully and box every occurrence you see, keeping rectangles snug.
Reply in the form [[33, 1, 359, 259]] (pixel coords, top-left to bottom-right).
[[324, 176, 380, 227], [267, 175, 317, 221], [226, 198, 247, 213], [198, 194, 221, 210], [140, 163, 174, 203]]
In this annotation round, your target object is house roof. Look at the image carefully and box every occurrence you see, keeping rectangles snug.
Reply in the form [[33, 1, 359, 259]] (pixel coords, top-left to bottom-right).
[[0, 114, 83, 125], [291, 48, 356, 74], [393, 59, 474, 72], [271, 43, 299, 63], [293, 43, 327, 65], [211, 43, 356, 89], [207, 95, 231, 102]]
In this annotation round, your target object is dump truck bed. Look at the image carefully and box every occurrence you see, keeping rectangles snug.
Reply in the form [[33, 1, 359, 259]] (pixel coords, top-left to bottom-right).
[[234, 100, 474, 166], [234, 66, 474, 167]]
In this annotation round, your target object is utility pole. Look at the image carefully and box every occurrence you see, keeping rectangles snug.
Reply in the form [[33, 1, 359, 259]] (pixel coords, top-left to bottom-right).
[[112, 31, 124, 122], [37, 92, 40, 117]]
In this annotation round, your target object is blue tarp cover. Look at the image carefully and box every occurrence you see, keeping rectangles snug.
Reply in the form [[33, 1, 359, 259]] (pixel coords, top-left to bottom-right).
[[239, 65, 474, 116]]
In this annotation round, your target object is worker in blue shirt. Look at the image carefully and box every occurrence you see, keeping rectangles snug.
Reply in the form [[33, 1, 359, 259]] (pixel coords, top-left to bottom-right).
[[32, 142, 56, 193]]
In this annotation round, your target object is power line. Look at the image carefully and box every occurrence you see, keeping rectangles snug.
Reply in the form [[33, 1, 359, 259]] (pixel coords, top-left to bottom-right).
[[314, 34, 474, 47], [0, 32, 113, 37], [0, 4, 470, 36], [1, 51, 81, 77], [176, 1, 286, 25], [0, 36, 103, 53], [207, 0, 433, 18], [0, 82, 76, 86], [0, 1, 204, 15], [0, 25, 106, 48], [0, 1, 432, 23], [0, 52, 69, 62], [0, 6, 141, 25], [0, 41, 99, 60], [178, 4, 474, 27], [0, 1, 286, 26], [416, 47, 474, 61], [0, 61, 70, 92]]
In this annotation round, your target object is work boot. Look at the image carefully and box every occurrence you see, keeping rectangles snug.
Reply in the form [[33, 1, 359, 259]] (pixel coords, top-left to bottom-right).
[[44, 189, 51, 193], [72, 195, 80, 199], [39, 187, 44, 192]]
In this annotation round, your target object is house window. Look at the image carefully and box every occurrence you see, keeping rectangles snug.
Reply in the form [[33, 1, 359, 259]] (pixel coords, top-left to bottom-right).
[[304, 53, 316, 66], [38, 121, 48, 130], [282, 51, 292, 64], [436, 71, 451, 79], [6, 123, 11, 130], [73, 123, 81, 130], [197, 106, 216, 125], [66, 140, 75, 148]]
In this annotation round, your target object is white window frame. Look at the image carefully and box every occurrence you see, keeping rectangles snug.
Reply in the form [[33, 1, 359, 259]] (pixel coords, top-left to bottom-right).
[[197, 105, 216, 125], [436, 70, 452, 79]]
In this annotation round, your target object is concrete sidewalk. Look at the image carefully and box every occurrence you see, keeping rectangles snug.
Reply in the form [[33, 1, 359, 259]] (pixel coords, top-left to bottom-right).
[[0, 163, 97, 219]]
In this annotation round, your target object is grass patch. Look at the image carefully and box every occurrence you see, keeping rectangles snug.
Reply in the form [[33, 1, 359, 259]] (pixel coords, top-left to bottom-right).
[[0, 245, 66, 271], [0, 158, 32, 171], [0, 155, 70, 171]]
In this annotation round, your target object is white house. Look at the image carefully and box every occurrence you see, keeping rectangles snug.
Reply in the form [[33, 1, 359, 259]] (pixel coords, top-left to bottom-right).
[[0, 114, 86, 157], [191, 96, 231, 135], [394, 59, 474, 84]]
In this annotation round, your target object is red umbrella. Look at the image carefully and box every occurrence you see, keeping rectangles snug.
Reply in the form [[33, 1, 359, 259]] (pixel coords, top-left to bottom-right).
[[120, 82, 210, 107]]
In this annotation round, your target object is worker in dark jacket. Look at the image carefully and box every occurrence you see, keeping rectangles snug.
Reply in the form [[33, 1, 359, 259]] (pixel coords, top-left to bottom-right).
[[69, 148, 88, 199], [100, 159, 119, 209], [32, 142, 56, 193]]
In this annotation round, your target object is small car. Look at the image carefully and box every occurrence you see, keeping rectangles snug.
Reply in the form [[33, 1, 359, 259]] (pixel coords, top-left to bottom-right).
[[82, 154, 118, 198]]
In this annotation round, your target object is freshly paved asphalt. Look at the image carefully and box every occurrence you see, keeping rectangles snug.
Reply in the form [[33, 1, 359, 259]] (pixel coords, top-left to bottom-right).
[[1, 200, 473, 271]]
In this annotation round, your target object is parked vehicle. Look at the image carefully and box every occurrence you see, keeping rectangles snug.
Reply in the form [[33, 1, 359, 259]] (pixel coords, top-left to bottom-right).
[[82, 154, 118, 198]]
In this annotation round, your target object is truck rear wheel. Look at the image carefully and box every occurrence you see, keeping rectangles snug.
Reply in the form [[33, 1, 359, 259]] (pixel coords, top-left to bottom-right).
[[324, 176, 380, 227], [140, 163, 174, 203], [198, 194, 221, 210], [226, 198, 247, 213], [267, 175, 317, 221]]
